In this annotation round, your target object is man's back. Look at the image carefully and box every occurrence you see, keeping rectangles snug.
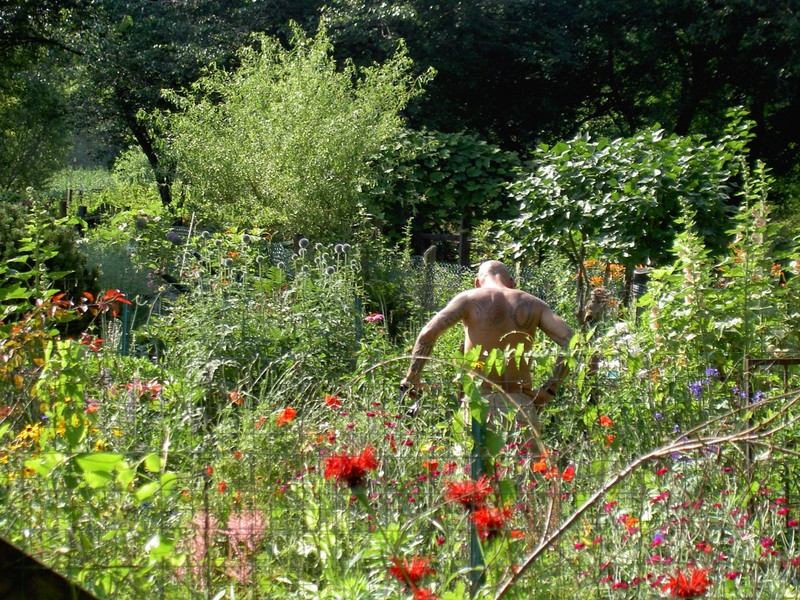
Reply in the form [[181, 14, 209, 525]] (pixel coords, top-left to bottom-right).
[[461, 287, 545, 390], [401, 260, 573, 401]]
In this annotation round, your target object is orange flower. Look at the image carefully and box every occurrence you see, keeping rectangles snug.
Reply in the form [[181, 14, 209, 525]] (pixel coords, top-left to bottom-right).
[[444, 476, 493, 510], [276, 407, 297, 426], [389, 555, 435, 587], [471, 504, 514, 542], [255, 416, 267, 429], [661, 566, 712, 597], [599, 415, 614, 427], [324, 446, 379, 488], [324, 394, 342, 409], [228, 390, 243, 405], [422, 460, 439, 473]]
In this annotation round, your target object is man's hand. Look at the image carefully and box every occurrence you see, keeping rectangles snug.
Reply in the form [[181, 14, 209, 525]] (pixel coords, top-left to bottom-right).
[[533, 386, 555, 409], [399, 378, 421, 400]]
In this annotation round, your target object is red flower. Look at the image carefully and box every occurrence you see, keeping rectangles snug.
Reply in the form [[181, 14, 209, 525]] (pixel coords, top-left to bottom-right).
[[389, 555, 435, 587], [218, 481, 227, 493], [324, 446, 379, 487], [444, 476, 493, 510], [413, 588, 438, 600], [324, 394, 342, 409], [471, 504, 514, 542], [599, 415, 614, 427], [661, 567, 712, 597], [276, 407, 297, 426], [228, 390, 243, 405], [561, 464, 575, 482]]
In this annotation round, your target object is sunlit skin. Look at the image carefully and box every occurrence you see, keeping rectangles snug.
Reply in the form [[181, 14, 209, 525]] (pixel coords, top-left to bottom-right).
[[401, 260, 574, 407]]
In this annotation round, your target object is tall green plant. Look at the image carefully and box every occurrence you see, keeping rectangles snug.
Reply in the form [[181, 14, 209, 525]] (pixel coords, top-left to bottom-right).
[[502, 108, 755, 312], [164, 25, 431, 241]]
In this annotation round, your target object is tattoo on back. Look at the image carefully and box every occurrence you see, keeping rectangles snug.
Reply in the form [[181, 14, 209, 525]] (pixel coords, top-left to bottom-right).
[[512, 300, 537, 331]]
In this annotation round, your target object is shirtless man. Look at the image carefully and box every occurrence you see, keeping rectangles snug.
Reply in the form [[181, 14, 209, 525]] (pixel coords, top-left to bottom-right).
[[400, 260, 574, 436]]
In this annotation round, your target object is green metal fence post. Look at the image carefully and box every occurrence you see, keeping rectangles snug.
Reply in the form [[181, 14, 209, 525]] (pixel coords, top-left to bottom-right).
[[469, 416, 486, 596]]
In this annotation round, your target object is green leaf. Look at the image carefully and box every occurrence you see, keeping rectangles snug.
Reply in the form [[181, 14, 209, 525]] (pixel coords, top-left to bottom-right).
[[75, 452, 124, 473], [143, 453, 163, 473], [134, 481, 161, 502], [484, 430, 505, 457], [82, 471, 113, 489], [160, 472, 178, 492]]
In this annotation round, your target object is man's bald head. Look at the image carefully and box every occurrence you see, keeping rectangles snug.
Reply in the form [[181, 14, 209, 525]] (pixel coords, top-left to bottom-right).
[[476, 260, 514, 287]]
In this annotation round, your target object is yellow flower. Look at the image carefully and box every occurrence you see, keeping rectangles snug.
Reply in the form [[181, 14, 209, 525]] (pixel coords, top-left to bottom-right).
[[16, 422, 43, 441], [94, 440, 107, 452], [23, 466, 37, 477]]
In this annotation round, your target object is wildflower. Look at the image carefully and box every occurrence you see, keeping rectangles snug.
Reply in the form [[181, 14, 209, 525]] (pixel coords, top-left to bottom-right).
[[413, 589, 437, 600], [471, 504, 514, 542], [219, 481, 228, 493], [422, 460, 439, 473], [255, 416, 267, 429], [276, 407, 297, 426], [444, 476, 493, 510], [324, 394, 341, 409], [364, 313, 384, 323], [661, 567, 711, 597], [389, 555, 435, 587], [324, 446, 379, 488], [725, 572, 741, 580], [624, 516, 639, 531], [599, 415, 614, 427], [228, 390, 243, 405], [688, 380, 703, 399], [652, 533, 665, 547], [561, 464, 576, 482]]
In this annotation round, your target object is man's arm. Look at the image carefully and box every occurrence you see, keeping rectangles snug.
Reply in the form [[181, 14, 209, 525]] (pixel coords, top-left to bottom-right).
[[400, 294, 469, 394], [535, 304, 574, 405]]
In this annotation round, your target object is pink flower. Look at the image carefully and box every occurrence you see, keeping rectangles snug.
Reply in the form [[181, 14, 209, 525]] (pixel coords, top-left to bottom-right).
[[364, 312, 384, 323]]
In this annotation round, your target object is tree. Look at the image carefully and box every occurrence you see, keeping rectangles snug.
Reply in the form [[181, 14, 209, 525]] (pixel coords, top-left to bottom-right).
[[0, 0, 89, 192], [164, 26, 429, 240], [500, 109, 756, 312], [368, 128, 520, 253], [73, 0, 322, 206]]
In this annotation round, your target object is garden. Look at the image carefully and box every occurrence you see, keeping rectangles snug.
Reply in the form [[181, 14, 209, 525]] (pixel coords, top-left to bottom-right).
[[2, 156, 800, 599], [2, 20, 800, 600]]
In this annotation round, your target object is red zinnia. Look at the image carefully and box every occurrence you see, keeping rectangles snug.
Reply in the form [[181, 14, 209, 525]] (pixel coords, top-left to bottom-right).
[[661, 567, 712, 597], [389, 555, 435, 587], [276, 407, 297, 426], [471, 504, 514, 542], [324, 446, 379, 488], [444, 475, 493, 510]]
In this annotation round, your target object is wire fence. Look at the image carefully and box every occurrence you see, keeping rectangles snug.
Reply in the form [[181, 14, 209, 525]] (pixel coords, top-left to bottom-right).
[[3, 376, 800, 598]]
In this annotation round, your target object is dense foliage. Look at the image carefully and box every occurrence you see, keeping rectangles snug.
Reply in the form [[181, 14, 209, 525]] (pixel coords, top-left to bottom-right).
[[164, 27, 429, 240], [1, 143, 800, 598]]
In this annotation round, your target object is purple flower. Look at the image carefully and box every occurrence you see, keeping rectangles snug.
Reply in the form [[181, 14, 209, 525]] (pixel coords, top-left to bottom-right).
[[688, 380, 703, 399], [705, 367, 720, 379]]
